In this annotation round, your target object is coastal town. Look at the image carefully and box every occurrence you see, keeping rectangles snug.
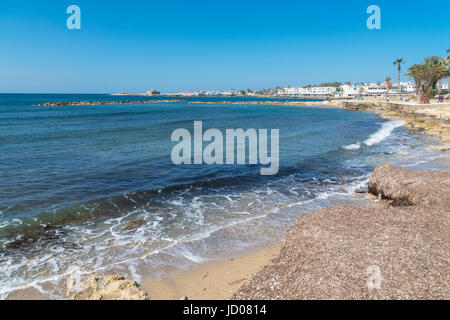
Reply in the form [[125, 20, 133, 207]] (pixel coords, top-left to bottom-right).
[[119, 80, 449, 100], [2, 0, 450, 305]]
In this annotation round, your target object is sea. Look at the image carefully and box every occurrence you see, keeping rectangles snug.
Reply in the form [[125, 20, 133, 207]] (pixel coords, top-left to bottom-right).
[[0, 93, 447, 299]]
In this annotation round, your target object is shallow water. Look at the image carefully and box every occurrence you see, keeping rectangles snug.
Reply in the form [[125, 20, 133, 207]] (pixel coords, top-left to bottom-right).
[[0, 94, 446, 298]]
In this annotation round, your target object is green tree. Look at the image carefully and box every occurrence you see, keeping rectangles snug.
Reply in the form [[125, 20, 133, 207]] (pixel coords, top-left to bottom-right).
[[385, 77, 392, 98], [446, 49, 450, 94], [393, 58, 405, 98], [407, 56, 449, 104]]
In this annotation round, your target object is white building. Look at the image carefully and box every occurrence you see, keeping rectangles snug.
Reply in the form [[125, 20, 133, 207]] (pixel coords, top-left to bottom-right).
[[279, 86, 336, 96], [279, 81, 418, 97], [340, 82, 417, 97]]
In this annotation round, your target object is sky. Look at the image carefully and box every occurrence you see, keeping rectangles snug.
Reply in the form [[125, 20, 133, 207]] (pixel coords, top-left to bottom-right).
[[0, 0, 449, 93]]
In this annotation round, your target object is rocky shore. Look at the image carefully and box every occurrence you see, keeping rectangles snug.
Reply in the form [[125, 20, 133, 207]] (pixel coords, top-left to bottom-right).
[[233, 163, 450, 300], [334, 100, 450, 149]]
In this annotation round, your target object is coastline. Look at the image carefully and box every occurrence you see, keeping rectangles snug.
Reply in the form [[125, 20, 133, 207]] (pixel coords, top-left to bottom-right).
[[332, 99, 450, 148], [142, 244, 281, 300], [8, 97, 450, 300], [136, 99, 450, 300], [233, 162, 450, 299]]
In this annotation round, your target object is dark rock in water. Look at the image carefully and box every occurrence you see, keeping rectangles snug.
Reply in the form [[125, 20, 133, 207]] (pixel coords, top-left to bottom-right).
[[123, 219, 144, 231], [1, 224, 78, 255]]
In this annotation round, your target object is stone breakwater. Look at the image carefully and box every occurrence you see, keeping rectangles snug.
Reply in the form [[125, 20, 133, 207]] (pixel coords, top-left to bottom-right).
[[39, 100, 330, 107], [39, 100, 183, 106], [233, 163, 450, 300]]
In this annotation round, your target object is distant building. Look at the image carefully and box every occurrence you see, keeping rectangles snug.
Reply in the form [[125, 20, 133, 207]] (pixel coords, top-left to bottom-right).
[[339, 82, 417, 97], [146, 90, 160, 96], [278, 86, 336, 96]]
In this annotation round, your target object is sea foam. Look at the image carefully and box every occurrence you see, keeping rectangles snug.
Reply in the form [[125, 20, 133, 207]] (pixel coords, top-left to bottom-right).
[[343, 120, 405, 150]]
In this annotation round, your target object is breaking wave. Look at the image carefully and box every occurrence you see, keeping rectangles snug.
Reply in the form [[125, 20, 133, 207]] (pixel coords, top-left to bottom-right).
[[343, 120, 405, 150]]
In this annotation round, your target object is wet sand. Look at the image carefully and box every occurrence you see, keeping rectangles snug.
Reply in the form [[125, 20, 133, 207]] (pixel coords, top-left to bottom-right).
[[142, 244, 281, 300]]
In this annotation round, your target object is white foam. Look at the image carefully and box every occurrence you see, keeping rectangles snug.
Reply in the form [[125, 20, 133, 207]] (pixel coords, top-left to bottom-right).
[[343, 120, 405, 150], [365, 120, 405, 146], [343, 143, 361, 150]]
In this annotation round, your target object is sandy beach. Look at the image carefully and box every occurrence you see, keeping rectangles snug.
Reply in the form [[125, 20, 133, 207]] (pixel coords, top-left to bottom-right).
[[142, 244, 281, 300], [146, 100, 450, 300], [30, 97, 450, 301], [62, 160, 450, 300]]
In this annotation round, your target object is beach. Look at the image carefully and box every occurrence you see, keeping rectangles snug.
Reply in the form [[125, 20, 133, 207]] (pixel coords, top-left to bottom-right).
[[62, 161, 450, 300], [233, 163, 450, 299], [143, 244, 281, 300], [1, 94, 449, 300], [137, 99, 450, 300]]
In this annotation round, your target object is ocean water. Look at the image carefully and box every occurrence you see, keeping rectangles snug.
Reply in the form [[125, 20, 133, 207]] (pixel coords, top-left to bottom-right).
[[0, 94, 445, 298]]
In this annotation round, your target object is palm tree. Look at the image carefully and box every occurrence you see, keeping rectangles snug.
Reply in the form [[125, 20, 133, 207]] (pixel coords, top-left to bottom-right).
[[393, 58, 405, 98], [407, 64, 422, 103], [446, 49, 450, 95], [385, 77, 392, 99], [407, 56, 449, 104]]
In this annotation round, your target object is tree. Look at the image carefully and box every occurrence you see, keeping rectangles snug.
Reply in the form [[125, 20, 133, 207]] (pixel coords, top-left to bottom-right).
[[446, 49, 450, 94], [407, 56, 449, 104], [393, 58, 405, 98], [385, 77, 392, 98], [358, 86, 365, 97]]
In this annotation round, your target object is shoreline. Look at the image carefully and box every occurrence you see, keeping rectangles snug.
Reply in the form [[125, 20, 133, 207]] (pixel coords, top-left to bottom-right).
[[142, 244, 281, 300], [135, 100, 450, 300], [7, 97, 450, 300], [233, 162, 450, 299]]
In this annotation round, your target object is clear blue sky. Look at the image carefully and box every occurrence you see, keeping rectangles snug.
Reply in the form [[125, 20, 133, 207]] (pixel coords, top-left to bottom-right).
[[1, 0, 449, 93]]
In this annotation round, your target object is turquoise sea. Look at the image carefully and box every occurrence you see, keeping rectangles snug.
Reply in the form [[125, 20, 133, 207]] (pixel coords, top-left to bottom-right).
[[0, 94, 444, 298]]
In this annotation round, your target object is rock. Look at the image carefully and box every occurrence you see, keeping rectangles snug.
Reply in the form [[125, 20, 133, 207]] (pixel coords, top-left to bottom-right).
[[71, 274, 148, 300], [123, 219, 144, 231], [428, 144, 450, 151]]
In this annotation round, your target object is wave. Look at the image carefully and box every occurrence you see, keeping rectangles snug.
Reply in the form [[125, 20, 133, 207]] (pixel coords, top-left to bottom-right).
[[343, 120, 405, 150]]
